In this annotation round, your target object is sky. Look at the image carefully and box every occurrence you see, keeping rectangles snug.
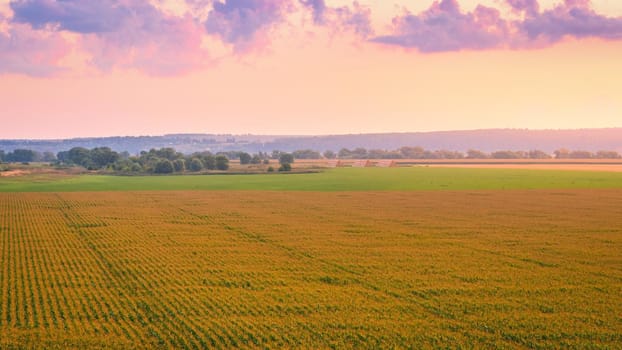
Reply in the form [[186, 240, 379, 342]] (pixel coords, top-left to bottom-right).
[[0, 0, 621, 139]]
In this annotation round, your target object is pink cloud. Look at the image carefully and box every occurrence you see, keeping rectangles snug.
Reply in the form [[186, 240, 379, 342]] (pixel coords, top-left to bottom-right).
[[82, 12, 209, 75], [10, 0, 209, 75], [2, 0, 622, 77], [507, 0, 540, 16], [205, 0, 293, 52], [521, 0, 622, 43], [300, 0, 373, 37], [372, 0, 622, 52], [371, 0, 507, 51], [0, 20, 70, 76]]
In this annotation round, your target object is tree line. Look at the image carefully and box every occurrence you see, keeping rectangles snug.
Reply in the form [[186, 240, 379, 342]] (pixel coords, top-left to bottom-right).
[[1, 146, 621, 173], [0, 147, 299, 174], [325, 147, 622, 160], [56, 147, 233, 174], [0, 149, 57, 163]]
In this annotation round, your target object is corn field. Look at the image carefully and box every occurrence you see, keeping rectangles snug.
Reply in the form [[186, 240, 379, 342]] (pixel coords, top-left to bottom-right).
[[0, 190, 621, 348]]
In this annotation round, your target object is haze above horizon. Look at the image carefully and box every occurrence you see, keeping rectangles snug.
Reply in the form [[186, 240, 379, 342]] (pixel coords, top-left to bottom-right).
[[1, 127, 621, 142]]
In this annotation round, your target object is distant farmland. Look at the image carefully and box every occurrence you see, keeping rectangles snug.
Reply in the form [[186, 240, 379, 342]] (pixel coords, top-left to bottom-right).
[[0, 189, 621, 348], [2, 167, 622, 192]]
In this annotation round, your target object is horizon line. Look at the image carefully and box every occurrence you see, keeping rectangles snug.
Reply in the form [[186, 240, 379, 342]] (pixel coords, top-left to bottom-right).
[[2, 127, 622, 142]]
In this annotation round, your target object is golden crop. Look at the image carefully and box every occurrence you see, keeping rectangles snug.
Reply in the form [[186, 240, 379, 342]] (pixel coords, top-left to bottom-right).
[[0, 190, 621, 348]]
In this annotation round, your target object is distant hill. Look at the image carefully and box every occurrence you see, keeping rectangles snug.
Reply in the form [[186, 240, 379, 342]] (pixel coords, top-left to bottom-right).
[[1, 128, 621, 154], [266, 129, 622, 153]]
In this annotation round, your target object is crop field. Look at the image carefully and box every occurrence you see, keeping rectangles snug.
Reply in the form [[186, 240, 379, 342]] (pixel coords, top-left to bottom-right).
[[2, 167, 622, 192], [0, 189, 621, 348]]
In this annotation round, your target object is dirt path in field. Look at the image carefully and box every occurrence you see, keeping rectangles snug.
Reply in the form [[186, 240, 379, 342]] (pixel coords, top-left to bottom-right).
[[427, 164, 622, 172], [0, 169, 28, 177]]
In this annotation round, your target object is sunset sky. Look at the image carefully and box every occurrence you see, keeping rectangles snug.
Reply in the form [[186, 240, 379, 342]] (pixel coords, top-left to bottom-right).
[[0, 0, 621, 139]]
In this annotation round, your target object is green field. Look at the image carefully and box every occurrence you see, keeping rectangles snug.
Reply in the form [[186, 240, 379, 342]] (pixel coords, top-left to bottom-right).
[[1, 167, 622, 192]]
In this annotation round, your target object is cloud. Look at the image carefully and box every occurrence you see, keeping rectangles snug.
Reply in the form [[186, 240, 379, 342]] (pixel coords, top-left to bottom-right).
[[300, 0, 373, 37], [10, 0, 130, 33], [371, 0, 507, 52], [9, 0, 209, 75], [82, 7, 209, 75], [371, 0, 622, 52], [2, 0, 621, 76], [520, 0, 622, 43], [205, 0, 291, 51], [0, 20, 70, 76], [299, 0, 326, 24], [332, 2, 373, 37], [507, 0, 539, 16]]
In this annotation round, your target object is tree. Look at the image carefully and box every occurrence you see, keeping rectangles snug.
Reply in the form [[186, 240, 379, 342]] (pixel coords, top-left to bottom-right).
[[56, 151, 69, 163], [67, 147, 92, 167], [554, 148, 570, 159], [6, 149, 38, 163], [569, 150, 593, 159], [112, 159, 142, 173], [215, 155, 229, 170], [155, 147, 181, 161], [367, 149, 388, 159], [434, 150, 464, 159], [42, 151, 57, 162], [239, 152, 252, 165], [203, 155, 216, 170], [466, 149, 488, 159], [278, 163, 292, 172], [323, 150, 336, 159], [528, 150, 551, 159], [338, 148, 369, 159], [279, 153, 294, 165], [596, 150, 621, 159], [351, 148, 368, 159], [173, 159, 186, 172], [250, 155, 262, 164], [399, 146, 426, 159], [292, 149, 321, 159], [90, 147, 119, 168], [189, 158, 204, 172], [154, 159, 174, 174], [0, 150, 4, 162], [491, 151, 522, 159], [271, 150, 282, 159], [338, 148, 352, 159]]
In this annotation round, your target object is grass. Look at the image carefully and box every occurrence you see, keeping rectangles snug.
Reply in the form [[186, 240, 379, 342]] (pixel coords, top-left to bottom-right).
[[1, 167, 622, 192], [0, 190, 620, 348]]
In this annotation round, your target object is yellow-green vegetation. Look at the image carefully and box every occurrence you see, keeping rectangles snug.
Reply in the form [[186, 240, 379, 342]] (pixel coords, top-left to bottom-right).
[[1, 190, 621, 348], [1, 167, 622, 192]]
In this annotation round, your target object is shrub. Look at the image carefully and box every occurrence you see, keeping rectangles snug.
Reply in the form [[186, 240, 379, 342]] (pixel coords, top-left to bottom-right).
[[173, 159, 186, 172], [278, 163, 291, 172], [239, 152, 252, 165], [250, 155, 262, 164], [154, 159, 174, 174], [189, 158, 204, 172], [279, 153, 294, 164], [215, 156, 229, 171]]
